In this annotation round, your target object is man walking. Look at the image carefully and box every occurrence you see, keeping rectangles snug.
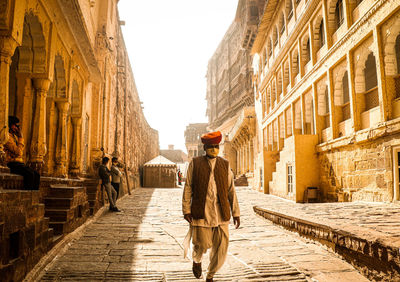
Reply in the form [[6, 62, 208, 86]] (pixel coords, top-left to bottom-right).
[[98, 157, 120, 212], [182, 131, 240, 281]]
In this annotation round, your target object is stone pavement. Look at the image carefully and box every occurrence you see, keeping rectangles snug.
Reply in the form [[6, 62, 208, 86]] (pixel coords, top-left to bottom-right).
[[253, 193, 400, 280], [36, 186, 367, 281], [255, 194, 400, 248]]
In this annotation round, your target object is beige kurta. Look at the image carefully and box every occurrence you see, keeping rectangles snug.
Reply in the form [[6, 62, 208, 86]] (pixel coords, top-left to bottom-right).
[[182, 157, 240, 226], [182, 157, 240, 278]]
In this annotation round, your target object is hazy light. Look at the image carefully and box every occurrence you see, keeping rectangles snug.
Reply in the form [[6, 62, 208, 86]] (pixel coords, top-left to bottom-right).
[[118, 0, 238, 152]]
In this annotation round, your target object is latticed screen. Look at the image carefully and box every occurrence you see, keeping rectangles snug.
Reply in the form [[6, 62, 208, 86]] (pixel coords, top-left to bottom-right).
[[365, 88, 379, 110]]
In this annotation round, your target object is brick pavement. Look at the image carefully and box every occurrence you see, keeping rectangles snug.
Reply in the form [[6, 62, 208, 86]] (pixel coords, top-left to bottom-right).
[[36, 186, 367, 281]]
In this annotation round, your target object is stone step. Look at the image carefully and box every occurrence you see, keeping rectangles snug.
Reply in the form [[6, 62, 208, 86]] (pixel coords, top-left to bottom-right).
[[86, 185, 100, 193], [50, 234, 64, 248], [49, 185, 85, 198], [45, 209, 74, 222], [49, 221, 67, 235], [87, 192, 98, 201], [44, 197, 74, 209]]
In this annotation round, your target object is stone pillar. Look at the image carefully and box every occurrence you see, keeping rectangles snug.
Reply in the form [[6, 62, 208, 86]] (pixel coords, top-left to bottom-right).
[[240, 146, 244, 174], [15, 73, 33, 161], [30, 78, 51, 172], [245, 140, 248, 173], [0, 37, 17, 170], [250, 139, 254, 172], [70, 116, 82, 178], [54, 101, 69, 177], [43, 100, 57, 175]]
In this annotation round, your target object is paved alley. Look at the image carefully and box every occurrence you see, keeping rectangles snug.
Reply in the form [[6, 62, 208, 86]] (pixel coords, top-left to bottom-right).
[[37, 187, 368, 281]]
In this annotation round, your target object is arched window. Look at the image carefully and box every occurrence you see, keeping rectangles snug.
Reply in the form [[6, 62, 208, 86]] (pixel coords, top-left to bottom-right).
[[264, 48, 268, 65], [305, 39, 311, 62], [283, 61, 290, 93], [335, 0, 344, 30], [396, 34, 400, 74], [287, 0, 293, 20], [293, 52, 299, 77], [365, 54, 378, 92], [342, 71, 351, 121], [268, 38, 273, 56], [280, 13, 285, 35], [343, 71, 350, 104], [324, 88, 330, 128], [364, 53, 379, 110], [395, 35, 400, 98], [273, 27, 279, 46], [277, 72, 283, 98], [319, 20, 325, 49]]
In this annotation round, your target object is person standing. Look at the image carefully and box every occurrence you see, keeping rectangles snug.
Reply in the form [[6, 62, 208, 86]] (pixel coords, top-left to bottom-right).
[[182, 131, 240, 282], [98, 157, 120, 212], [4, 116, 40, 190], [177, 169, 183, 185], [111, 157, 123, 199]]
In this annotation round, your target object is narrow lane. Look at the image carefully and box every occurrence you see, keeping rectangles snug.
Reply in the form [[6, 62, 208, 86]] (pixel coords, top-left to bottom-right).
[[38, 186, 368, 281]]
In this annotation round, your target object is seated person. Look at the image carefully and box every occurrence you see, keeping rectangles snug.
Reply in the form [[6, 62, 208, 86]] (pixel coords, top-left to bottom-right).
[[4, 116, 40, 190]]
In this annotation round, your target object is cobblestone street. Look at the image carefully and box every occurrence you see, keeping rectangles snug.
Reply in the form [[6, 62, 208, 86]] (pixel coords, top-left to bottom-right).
[[36, 187, 368, 281]]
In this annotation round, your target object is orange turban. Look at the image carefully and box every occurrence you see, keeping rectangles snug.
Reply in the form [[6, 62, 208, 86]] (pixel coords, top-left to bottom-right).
[[201, 131, 222, 145]]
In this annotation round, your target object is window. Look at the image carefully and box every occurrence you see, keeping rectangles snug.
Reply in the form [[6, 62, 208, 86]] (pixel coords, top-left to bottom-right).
[[365, 54, 378, 91], [264, 48, 268, 65], [396, 35, 400, 76], [335, 0, 344, 30], [280, 14, 286, 35], [274, 27, 279, 46], [250, 5, 258, 17], [324, 89, 330, 128], [395, 35, 400, 98], [319, 20, 325, 49], [305, 39, 311, 62], [287, 164, 293, 194], [268, 39, 273, 56], [287, 0, 293, 20], [364, 53, 379, 110], [295, 53, 299, 75], [342, 71, 351, 121]]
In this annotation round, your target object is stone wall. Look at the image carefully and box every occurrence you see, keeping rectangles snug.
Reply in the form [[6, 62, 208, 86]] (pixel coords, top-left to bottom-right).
[[0, 191, 52, 281], [319, 133, 397, 202]]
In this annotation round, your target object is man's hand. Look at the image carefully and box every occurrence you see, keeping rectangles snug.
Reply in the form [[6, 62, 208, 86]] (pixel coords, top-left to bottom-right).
[[184, 213, 193, 224], [233, 217, 240, 229]]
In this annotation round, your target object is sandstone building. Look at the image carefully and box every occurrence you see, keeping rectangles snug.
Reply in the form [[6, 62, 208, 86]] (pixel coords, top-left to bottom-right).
[[206, 0, 265, 187], [252, 0, 400, 202], [0, 0, 158, 280], [184, 123, 208, 161]]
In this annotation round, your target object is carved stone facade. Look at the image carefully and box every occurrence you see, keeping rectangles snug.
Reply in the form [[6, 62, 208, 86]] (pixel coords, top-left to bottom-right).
[[0, 0, 159, 183], [0, 0, 159, 280], [252, 0, 400, 202], [206, 0, 265, 182]]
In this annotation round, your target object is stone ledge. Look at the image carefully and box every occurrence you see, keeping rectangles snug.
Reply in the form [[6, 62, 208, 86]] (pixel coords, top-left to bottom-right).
[[253, 206, 400, 281]]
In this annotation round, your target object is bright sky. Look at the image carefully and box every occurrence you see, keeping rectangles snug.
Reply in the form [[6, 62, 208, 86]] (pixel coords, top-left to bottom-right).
[[117, 0, 239, 153]]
